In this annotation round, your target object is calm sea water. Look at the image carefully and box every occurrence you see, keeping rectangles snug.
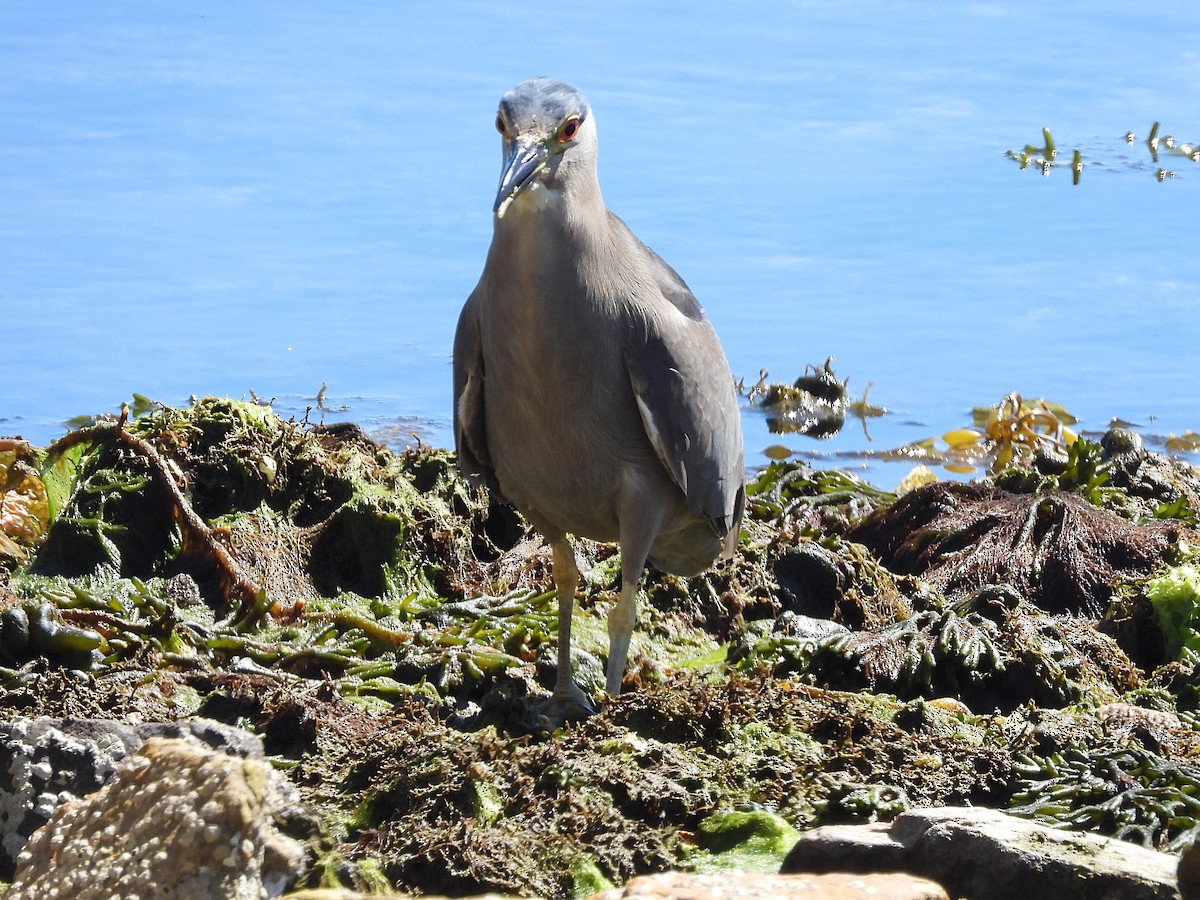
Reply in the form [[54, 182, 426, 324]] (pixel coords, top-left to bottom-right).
[[3, 2, 1199, 486]]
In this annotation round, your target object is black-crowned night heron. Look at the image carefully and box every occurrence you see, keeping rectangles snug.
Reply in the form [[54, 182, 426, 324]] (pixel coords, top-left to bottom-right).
[[453, 77, 745, 721]]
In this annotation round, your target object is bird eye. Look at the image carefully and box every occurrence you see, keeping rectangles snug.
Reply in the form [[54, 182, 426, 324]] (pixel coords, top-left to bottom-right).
[[558, 116, 581, 143], [495, 114, 507, 137]]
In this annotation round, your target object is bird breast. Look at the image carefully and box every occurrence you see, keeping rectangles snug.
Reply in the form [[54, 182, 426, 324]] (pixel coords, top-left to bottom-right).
[[478, 228, 677, 542]]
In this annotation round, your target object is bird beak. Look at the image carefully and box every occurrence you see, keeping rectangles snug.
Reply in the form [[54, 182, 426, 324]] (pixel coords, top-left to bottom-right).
[[494, 139, 548, 219]]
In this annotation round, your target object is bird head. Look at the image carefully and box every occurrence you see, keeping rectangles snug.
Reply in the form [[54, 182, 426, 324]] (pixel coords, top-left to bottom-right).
[[492, 77, 596, 219]]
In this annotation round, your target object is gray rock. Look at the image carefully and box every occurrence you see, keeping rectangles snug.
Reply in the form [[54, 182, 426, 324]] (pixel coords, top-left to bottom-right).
[[783, 806, 1181, 900], [0, 716, 267, 878], [7, 736, 307, 899]]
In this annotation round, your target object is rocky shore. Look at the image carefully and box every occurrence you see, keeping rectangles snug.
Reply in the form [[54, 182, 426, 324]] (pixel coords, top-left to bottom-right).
[[2, 396, 1199, 898]]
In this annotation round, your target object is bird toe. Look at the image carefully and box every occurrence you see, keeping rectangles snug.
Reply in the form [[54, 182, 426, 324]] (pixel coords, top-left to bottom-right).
[[536, 684, 598, 729]]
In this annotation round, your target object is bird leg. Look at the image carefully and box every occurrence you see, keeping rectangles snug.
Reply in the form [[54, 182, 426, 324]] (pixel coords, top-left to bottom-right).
[[605, 571, 639, 696], [606, 527, 656, 696], [606, 481, 663, 696], [541, 535, 595, 723]]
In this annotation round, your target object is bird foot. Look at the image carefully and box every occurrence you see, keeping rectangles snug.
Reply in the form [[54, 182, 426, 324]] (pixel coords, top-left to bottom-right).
[[536, 684, 599, 730]]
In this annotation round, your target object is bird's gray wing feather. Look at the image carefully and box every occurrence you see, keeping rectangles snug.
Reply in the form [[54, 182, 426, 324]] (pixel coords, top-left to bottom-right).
[[452, 291, 500, 493], [623, 239, 745, 539]]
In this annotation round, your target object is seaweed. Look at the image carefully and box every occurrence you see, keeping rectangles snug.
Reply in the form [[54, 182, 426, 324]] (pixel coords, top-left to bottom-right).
[[3, 393, 1200, 898], [1008, 745, 1200, 852], [1146, 562, 1200, 663]]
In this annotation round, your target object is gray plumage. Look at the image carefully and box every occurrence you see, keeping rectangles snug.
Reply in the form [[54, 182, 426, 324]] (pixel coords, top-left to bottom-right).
[[454, 77, 745, 720]]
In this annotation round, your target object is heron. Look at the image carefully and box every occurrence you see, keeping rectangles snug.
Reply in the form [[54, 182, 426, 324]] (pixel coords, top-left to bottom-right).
[[453, 76, 745, 722]]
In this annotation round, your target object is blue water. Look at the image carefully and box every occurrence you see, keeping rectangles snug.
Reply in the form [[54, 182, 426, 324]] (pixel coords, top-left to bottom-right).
[[3, 2, 1199, 486]]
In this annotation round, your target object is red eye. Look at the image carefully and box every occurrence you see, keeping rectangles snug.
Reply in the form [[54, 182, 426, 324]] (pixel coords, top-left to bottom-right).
[[495, 114, 507, 136], [559, 116, 581, 143]]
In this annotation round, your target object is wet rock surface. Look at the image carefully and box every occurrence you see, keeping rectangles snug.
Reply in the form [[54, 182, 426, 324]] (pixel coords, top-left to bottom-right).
[[2, 398, 1200, 897]]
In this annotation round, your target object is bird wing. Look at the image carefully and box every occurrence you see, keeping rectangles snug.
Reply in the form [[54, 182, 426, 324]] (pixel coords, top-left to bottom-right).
[[452, 290, 500, 493], [623, 238, 746, 543]]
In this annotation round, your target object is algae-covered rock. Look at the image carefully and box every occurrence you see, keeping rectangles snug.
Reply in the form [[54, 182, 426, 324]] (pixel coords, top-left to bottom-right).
[[29, 399, 464, 614], [694, 809, 800, 872], [732, 583, 1140, 711], [850, 479, 1192, 616]]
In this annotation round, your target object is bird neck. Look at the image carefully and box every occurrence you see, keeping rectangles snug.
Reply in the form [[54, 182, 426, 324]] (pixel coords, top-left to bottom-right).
[[494, 175, 610, 259]]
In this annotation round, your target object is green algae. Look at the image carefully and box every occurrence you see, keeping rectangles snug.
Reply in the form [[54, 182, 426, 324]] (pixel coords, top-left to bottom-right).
[[692, 809, 800, 873], [1147, 562, 1200, 662], [568, 858, 614, 900]]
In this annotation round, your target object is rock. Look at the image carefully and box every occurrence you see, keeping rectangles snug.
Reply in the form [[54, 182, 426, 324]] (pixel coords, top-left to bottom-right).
[[0, 715, 268, 878], [277, 875, 947, 900], [589, 870, 947, 899], [278, 897, 528, 900], [783, 806, 1181, 900], [1181, 831, 1200, 900], [7, 736, 307, 899], [280, 893, 527, 900]]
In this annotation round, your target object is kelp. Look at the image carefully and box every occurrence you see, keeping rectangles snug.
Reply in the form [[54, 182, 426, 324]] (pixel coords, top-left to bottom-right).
[[1006, 122, 1200, 182], [1008, 745, 1200, 851], [730, 583, 1139, 712], [0, 440, 50, 569]]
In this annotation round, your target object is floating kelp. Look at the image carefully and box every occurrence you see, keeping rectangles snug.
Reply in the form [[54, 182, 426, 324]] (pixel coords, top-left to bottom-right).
[[1006, 122, 1200, 183], [1167, 431, 1200, 453], [1006, 127, 1079, 181], [892, 392, 1079, 475], [1143, 120, 1200, 166], [754, 359, 849, 439], [745, 359, 886, 445]]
